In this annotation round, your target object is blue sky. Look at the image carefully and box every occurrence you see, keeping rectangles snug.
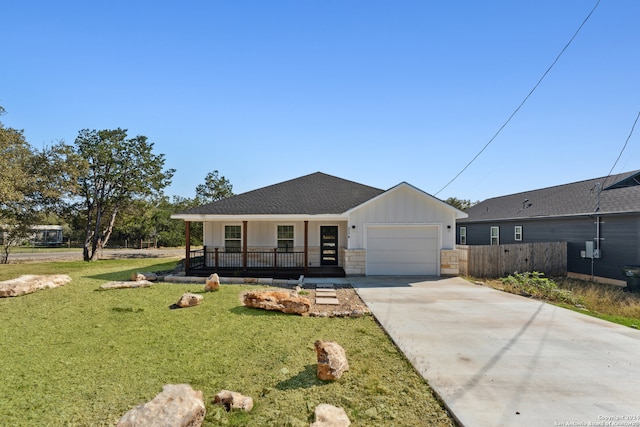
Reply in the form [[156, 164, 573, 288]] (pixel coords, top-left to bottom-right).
[[1, 1, 638, 203]]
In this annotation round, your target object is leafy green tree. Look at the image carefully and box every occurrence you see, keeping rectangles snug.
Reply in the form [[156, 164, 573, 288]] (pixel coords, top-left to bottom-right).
[[146, 196, 204, 247], [0, 107, 80, 262], [72, 128, 175, 261], [0, 111, 31, 204], [445, 197, 476, 211], [166, 196, 203, 246], [195, 170, 234, 204], [110, 196, 204, 248], [110, 199, 156, 247], [31, 142, 84, 213], [147, 196, 202, 247], [0, 121, 33, 263]]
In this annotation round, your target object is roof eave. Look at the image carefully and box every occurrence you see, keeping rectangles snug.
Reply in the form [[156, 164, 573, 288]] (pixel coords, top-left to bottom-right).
[[171, 213, 348, 222], [459, 210, 640, 223]]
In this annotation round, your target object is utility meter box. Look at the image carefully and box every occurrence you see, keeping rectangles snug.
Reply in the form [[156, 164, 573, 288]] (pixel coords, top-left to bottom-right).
[[585, 241, 594, 258], [583, 241, 601, 259]]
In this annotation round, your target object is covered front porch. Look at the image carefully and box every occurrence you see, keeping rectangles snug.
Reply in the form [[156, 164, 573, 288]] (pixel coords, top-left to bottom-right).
[[181, 219, 347, 278]]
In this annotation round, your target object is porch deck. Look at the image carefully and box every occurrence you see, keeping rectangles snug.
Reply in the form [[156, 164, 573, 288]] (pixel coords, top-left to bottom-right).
[[186, 266, 346, 279], [185, 248, 345, 279]]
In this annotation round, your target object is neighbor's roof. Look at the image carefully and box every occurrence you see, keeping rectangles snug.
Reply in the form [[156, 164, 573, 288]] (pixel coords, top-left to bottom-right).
[[177, 172, 385, 216], [460, 170, 640, 222]]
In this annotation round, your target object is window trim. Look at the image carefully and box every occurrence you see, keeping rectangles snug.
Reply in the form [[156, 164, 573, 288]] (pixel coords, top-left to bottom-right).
[[276, 225, 294, 252], [514, 225, 523, 241], [490, 226, 500, 245], [459, 227, 467, 245], [224, 224, 242, 252]]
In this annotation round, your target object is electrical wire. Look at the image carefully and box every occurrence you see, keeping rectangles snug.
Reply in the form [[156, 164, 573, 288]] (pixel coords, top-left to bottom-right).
[[601, 111, 640, 189], [434, 0, 601, 196]]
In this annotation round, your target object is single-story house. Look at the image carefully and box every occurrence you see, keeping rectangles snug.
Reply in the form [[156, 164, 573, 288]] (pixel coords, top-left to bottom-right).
[[458, 170, 640, 285], [0, 225, 64, 247], [172, 172, 467, 277]]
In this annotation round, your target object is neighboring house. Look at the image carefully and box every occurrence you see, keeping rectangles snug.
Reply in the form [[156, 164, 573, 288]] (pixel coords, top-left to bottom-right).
[[172, 172, 467, 277], [458, 170, 640, 285], [0, 225, 64, 247]]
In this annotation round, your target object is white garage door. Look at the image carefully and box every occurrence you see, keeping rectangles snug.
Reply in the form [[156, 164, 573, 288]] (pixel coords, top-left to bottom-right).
[[366, 226, 439, 276]]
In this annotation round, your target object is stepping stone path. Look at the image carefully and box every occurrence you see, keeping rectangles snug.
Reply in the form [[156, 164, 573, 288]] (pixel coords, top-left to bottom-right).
[[315, 283, 340, 306]]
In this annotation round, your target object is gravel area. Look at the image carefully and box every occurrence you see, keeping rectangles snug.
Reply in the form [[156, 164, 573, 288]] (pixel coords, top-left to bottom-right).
[[301, 284, 370, 317]]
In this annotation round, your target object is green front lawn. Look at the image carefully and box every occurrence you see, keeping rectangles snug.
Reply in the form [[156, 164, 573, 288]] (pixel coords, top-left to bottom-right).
[[0, 259, 453, 426]]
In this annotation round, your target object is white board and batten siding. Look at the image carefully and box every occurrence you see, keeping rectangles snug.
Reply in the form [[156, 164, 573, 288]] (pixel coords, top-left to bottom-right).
[[365, 224, 440, 275], [347, 183, 460, 276]]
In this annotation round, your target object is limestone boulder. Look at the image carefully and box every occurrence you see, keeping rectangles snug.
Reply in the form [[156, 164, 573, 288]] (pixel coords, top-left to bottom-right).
[[100, 280, 153, 290], [176, 292, 203, 308], [131, 272, 158, 282], [205, 273, 220, 292], [117, 384, 205, 427], [212, 390, 254, 412], [315, 340, 349, 381], [310, 404, 351, 427], [0, 274, 71, 298], [242, 290, 311, 315]]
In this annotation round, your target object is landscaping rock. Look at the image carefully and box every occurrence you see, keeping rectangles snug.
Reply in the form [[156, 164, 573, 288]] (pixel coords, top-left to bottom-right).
[[176, 292, 203, 308], [116, 384, 205, 427], [0, 274, 71, 298], [212, 390, 254, 412], [100, 280, 153, 290], [314, 340, 349, 381], [310, 404, 351, 427], [242, 290, 311, 315], [131, 272, 158, 282], [204, 273, 220, 292]]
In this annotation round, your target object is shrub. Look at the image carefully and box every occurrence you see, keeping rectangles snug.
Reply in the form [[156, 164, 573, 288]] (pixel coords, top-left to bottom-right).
[[501, 272, 583, 306]]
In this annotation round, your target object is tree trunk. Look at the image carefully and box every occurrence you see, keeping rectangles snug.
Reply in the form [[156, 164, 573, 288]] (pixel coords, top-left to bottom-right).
[[1, 245, 9, 264], [83, 230, 95, 261], [89, 208, 102, 261], [83, 199, 96, 261], [100, 208, 119, 252]]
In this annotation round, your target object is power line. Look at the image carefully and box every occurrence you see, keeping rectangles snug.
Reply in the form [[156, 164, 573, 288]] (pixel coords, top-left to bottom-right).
[[601, 111, 640, 189], [434, 0, 601, 197]]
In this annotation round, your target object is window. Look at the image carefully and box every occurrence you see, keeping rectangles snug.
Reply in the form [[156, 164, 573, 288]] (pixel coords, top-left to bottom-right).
[[490, 226, 499, 245], [224, 225, 241, 252], [514, 226, 523, 241], [459, 227, 467, 245], [277, 225, 294, 252]]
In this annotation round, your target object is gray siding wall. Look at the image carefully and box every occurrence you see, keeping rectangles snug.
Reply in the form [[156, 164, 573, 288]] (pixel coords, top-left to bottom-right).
[[458, 214, 640, 281]]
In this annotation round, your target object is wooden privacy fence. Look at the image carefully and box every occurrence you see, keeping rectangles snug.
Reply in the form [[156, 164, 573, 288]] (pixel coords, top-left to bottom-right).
[[456, 242, 567, 278]]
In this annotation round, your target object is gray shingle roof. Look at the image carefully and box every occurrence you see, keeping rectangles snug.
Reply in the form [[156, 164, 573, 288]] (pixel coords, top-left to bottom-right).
[[460, 170, 640, 222], [179, 172, 385, 216]]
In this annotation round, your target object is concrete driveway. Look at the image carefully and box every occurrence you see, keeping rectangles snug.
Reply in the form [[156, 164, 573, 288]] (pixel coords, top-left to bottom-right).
[[349, 276, 640, 427]]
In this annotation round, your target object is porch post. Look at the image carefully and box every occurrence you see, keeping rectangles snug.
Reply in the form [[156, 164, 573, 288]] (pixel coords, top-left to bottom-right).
[[304, 220, 309, 275], [185, 221, 191, 275], [242, 220, 248, 271]]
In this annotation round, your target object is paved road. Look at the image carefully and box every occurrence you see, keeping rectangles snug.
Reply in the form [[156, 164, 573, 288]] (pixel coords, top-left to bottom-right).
[[6, 248, 185, 263], [349, 276, 640, 427]]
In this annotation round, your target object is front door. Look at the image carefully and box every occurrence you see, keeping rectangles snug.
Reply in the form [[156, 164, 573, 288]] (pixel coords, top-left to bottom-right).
[[320, 226, 339, 266]]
